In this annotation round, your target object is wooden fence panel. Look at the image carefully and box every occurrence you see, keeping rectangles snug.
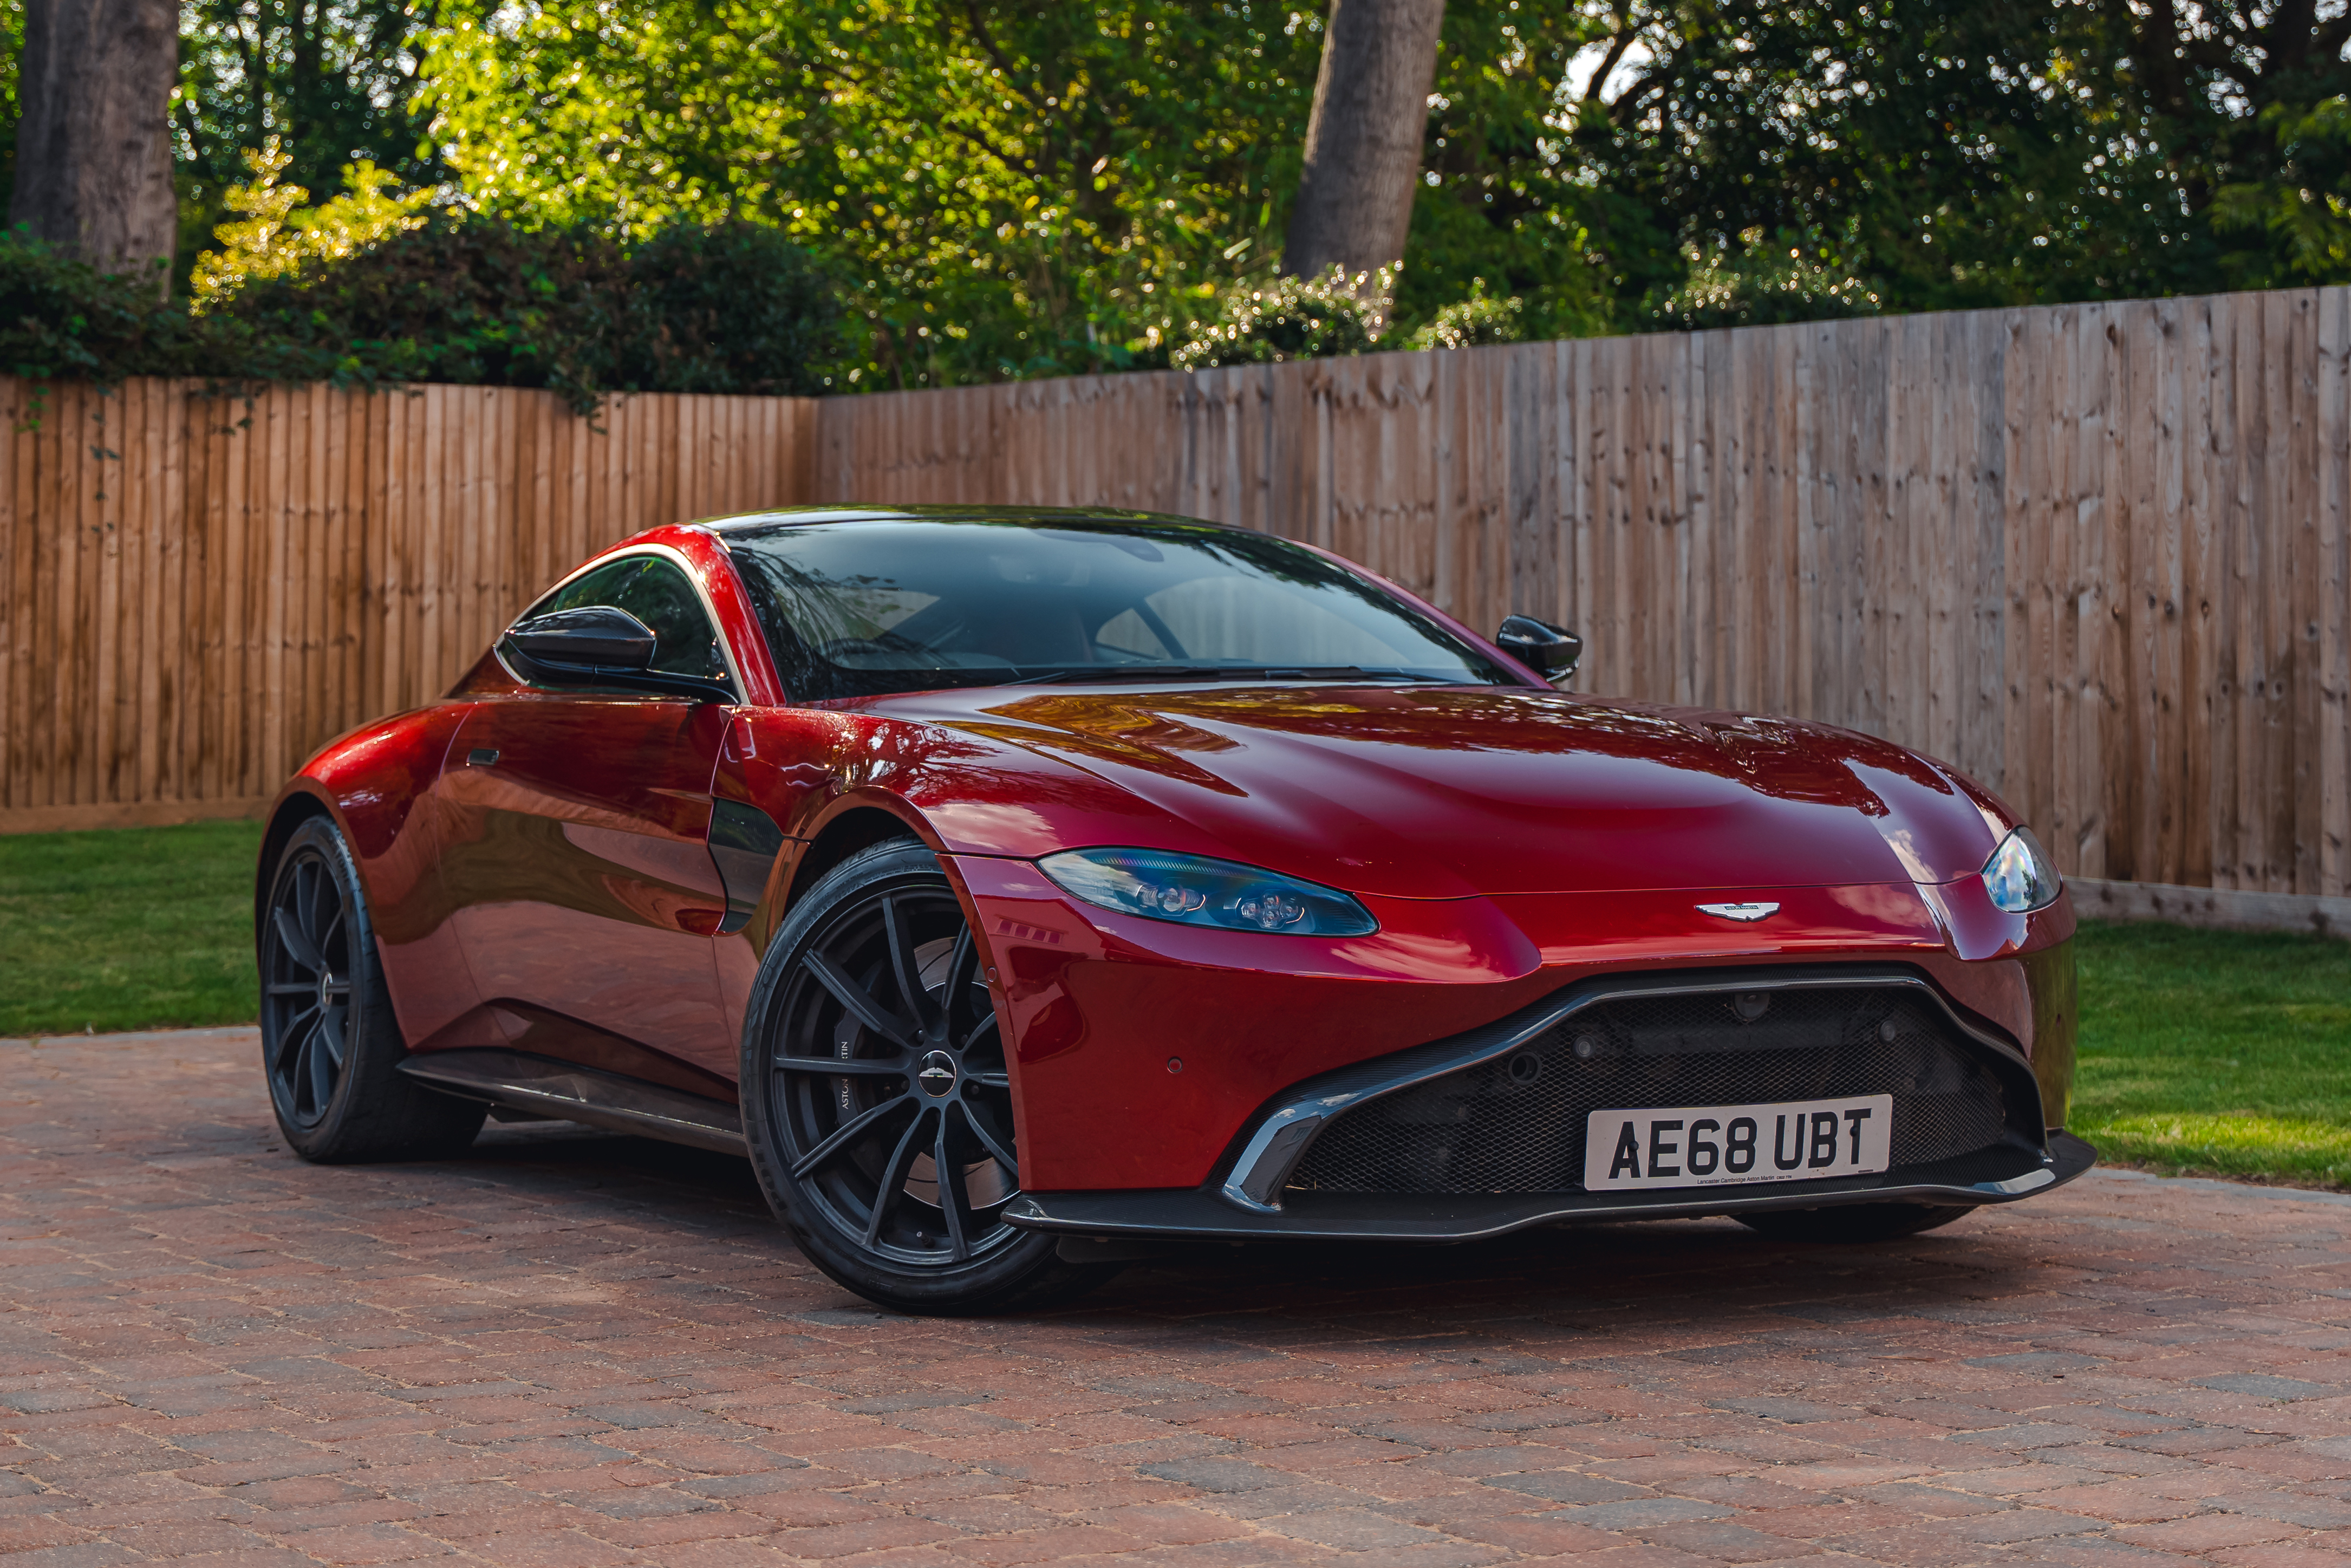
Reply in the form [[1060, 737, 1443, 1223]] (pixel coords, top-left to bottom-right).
[[0, 382, 818, 832]]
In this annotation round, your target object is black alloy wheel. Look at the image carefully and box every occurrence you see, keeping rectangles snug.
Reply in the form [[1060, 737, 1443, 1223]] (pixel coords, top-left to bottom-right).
[[262, 838, 355, 1128], [258, 816, 487, 1161], [741, 839, 1115, 1315]]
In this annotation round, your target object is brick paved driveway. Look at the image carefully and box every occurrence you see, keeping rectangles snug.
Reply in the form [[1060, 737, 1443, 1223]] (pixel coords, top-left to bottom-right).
[[4, 1026, 2350, 1568]]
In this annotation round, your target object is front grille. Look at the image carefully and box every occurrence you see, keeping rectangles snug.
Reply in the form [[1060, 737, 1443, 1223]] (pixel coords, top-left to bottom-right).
[[1287, 986, 2012, 1195]]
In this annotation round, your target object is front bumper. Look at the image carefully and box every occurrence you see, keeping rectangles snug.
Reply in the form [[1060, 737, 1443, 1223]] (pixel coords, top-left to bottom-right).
[[956, 855, 2076, 1194], [1002, 1130, 2096, 1243], [1001, 960, 2093, 1244]]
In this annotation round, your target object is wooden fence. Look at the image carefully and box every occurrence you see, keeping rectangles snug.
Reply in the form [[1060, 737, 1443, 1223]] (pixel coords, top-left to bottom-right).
[[0, 380, 815, 831], [3, 286, 2346, 908]]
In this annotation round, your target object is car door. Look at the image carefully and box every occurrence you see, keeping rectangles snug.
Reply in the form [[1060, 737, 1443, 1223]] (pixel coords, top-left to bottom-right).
[[436, 549, 744, 1089]]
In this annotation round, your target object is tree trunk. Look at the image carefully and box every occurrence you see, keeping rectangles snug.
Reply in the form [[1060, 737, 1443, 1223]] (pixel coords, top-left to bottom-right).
[[9, 0, 180, 289], [1284, 0, 1445, 284]]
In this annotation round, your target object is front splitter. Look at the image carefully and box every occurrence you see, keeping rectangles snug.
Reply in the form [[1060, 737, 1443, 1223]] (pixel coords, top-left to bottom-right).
[[1004, 1131, 2096, 1244]]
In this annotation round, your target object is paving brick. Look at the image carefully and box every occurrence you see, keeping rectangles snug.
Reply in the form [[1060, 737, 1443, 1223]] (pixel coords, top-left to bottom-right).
[[962, 1525, 1149, 1565], [2211, 1545, 2351, 1568], [1259, 1506, 1447, 1549], [13, 1026, 2351, 1568], [1079, 1504, 1250, 1546], [1540, 1497, 1737, 1531], [1951, 1507, 2108, 1543], [2116, 1513, 2309, 1552], [1637, 1519, 1827, 1560]]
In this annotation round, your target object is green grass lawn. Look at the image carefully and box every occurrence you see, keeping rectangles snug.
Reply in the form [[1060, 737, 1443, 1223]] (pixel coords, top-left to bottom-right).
[[4, 822, 2349, 1187], [0, 819, 265, 1036], [2070, 918, 2351, 1187]]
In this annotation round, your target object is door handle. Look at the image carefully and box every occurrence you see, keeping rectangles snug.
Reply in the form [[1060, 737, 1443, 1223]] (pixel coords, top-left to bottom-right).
[[467, 748, 500, 767]]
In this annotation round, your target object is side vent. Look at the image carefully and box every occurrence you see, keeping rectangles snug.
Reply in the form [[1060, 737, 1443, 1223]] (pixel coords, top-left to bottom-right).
[[708, 799, 788, 934]]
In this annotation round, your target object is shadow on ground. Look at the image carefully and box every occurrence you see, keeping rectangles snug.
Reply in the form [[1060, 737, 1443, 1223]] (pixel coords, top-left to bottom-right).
[[442, 1120, 2042, 1327]]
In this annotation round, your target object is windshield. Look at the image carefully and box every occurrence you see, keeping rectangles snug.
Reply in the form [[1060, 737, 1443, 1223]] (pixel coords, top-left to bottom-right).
[[719, 517, 1516, 701]]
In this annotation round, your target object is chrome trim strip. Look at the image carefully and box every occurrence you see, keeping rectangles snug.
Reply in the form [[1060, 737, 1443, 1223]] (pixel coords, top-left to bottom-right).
[[1217, 963, 2043, 1214], [397, 1048, 746, 1156]]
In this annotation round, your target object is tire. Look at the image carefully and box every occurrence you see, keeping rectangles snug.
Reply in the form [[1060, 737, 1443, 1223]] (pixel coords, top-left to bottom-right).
[[259, 816, 488, 1162], [1734, 1201, 1975, 1243], [740, 839, 1118, 1316]]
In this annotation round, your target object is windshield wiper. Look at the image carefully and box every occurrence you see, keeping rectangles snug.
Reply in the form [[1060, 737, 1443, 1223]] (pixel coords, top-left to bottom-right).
[[1022, 664, 1447, 686]]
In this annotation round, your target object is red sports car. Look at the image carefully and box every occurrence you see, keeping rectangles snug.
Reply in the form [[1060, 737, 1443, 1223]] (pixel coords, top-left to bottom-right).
[[259, 507, 2089, 1313]]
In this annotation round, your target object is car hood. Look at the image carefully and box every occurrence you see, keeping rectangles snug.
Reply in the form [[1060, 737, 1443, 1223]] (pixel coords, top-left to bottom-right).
[[867, 683, 2013, 900]]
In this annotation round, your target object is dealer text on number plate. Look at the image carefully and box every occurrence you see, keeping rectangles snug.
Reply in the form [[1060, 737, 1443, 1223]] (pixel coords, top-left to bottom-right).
[[1582, 1095, 1894, 1191]]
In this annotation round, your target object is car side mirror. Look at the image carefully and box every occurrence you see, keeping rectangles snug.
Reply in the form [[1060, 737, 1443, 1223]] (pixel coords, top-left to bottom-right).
[[509, 606, 657, 672], [502, 604, 737, 702], [1496, 614, 1582, 685]]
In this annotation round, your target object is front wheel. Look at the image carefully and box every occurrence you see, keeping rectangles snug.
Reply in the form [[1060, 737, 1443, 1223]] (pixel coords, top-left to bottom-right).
[[1734, 1201, 1975, 1243], [259, 816, 487, 1162], [740, 839, 1115, 1315]]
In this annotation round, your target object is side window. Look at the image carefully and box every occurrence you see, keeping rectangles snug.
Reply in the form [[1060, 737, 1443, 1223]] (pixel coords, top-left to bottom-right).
[[520, 555, 732, 685]]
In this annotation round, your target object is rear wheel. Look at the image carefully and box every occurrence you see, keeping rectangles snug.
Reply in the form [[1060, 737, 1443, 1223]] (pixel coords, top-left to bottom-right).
[[1734, 1201, 1974, 1243], [259, 816, 487, 1161], [740, 839, 1115, 1315]]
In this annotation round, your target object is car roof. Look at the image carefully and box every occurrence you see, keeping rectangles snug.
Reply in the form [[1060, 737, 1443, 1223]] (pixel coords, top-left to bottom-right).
[[698, 504, 1242, 536]]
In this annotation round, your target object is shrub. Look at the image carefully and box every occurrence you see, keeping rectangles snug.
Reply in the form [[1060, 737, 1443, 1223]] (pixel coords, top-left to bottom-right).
[[1168, 266, 1392, 371], [216, 216, 845, 411], [0, 229, 190, 384], [1408, 283, 1528, 350], [614, 222, 842, 396], [1648, 237, 1883, 331], [0, 213, 844, 414], [212, 216, 630, 407]]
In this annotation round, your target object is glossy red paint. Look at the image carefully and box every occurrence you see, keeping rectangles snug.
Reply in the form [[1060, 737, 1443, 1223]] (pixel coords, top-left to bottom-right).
[[270, 508, 2078, 1200], [436, 694, 739, 1089], [265, 703, 504, 1050], [851, 684, 2017, 896]]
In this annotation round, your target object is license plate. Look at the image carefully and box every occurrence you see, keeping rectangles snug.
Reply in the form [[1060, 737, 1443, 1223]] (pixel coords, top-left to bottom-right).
[[1583, 1095, 1894, 1191]]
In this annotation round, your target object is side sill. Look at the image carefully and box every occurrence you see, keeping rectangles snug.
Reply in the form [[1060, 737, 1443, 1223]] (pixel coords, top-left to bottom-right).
[[398, 1048, 746, 1156], [1010, 1131, 2096, 1245]]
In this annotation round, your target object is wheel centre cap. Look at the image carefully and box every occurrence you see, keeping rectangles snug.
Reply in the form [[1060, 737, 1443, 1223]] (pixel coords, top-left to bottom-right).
[[916, 1050, 958, 1097]]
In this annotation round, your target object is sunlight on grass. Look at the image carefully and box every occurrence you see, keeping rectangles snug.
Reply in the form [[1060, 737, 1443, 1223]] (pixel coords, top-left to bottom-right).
[[0, 819, 264, 1036], [2087, 1114, 2351, 1185], [2071, 919, 2351, 1188]]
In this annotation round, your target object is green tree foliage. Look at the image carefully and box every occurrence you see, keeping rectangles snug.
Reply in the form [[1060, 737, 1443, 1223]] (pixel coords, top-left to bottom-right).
[[188, 144, 432, 308], [415, 0, 2351, 378], [1404, 2, 1619, 341], [419, 2, 1328, 386], [176, 0, 447, 273], [0, 0, 22, 217], [1415, 1, 2351, 325]]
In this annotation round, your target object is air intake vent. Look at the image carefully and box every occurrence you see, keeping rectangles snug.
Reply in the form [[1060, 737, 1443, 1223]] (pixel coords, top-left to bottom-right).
[[1288, 987, 2010, 1195]]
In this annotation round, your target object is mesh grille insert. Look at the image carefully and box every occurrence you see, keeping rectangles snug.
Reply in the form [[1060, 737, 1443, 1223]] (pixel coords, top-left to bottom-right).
[[1287, 986, 2011, 1195]]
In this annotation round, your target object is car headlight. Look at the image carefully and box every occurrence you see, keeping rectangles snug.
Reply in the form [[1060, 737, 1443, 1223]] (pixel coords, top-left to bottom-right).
[[1981, 827, 2062, 914], [1038, 847, 1378, 936]]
